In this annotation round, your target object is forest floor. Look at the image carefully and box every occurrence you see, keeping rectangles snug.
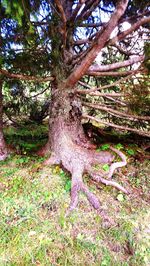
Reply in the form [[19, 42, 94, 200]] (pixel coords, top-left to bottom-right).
[[0, 124, 150, 266]]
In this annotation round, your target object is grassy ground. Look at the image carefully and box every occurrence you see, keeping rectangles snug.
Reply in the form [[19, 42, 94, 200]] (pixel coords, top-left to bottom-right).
[[0, 125, 150, 265]]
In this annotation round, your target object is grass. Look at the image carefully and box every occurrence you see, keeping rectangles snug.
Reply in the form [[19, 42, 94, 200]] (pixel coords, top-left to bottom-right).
[[0, 125, 150, 265]]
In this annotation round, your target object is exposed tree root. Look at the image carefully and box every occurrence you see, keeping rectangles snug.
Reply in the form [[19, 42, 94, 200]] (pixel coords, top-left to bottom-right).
[[108, 147, 127, 179], [0, 153, 8, 161], [44, 141, 129, 223], [88, 169, 129, 194], [69, 178, 100, 211], [0, 146, 8, 161]]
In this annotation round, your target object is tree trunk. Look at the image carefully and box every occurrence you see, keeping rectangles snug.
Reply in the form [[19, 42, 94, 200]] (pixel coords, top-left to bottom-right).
[[0, 80, 8, 160], [44, 83, 128, 214]]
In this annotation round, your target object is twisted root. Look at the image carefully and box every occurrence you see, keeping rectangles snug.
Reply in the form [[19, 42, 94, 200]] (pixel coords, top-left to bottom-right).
[[108, 146, 127, 179], [44, 145, 129, 222]]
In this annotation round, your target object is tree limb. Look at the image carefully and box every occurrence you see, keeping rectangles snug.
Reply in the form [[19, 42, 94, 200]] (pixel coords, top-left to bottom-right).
[[54, 0, 67, 46], [83, 102, 150, 121], [82, 114, 150, 137], [109, 16, 150, 46], [86, 69, 147, 77], [78, 90, 124, 97], [0, 69, 54, 82], [88, 56, 144, 72], [69, 0, 85, 22], [65, 0, 129, 88], [76, 0, 100, 23], [78, 74, 135, 94]]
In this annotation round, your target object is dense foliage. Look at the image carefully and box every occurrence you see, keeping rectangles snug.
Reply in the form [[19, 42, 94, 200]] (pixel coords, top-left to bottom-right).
[[0, 0, 149, 134]]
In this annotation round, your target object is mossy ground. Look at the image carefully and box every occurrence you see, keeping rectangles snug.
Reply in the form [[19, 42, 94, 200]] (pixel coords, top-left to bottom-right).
[[0, 125, 149, 266]]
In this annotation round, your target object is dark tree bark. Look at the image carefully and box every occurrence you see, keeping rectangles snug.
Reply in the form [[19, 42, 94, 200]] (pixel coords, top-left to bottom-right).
[[0, 80, 8, 160]]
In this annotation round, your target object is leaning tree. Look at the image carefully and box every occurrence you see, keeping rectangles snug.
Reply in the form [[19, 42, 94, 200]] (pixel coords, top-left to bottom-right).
[[0, 0, 150, 211]]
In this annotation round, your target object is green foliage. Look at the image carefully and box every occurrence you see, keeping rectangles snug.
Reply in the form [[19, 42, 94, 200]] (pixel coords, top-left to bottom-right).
[[64, 180, 72, 192], [4, 124, 48, 154], [117, 193, 125, 202], [102, 164, 110, 171], [126, 148, 135, 156], [97, 144, 110, 151], [2, 0, 24, 25], [144, 43, 150, 71], [115, 143, 124, 150]]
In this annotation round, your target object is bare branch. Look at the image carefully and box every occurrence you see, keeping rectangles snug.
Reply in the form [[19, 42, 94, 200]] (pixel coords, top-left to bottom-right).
[[104, 96, 127, 107], [88, 56, 144, 72], [82, 114, 150, 138], [109, 16, 150, 46], [78, 74, 135, 94], [54, 0, 67, 46], [83, 102, 150, 121], [78, 90, 124, 97], [69, 0, 85, 22], [0, 69, 54, 82], [80, 22, 103, 28], [77, 0, 100, 23], [30, 84, 50, 98], [64, 0, 130, 88], [86, 69, 147, 77], [111, 43, 137, 56]]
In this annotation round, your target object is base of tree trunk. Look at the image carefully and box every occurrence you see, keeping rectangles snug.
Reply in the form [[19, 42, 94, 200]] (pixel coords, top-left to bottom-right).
[[43, 122, 128, 225], [0, 134, 8, 161], [0, 146, 8, 161]]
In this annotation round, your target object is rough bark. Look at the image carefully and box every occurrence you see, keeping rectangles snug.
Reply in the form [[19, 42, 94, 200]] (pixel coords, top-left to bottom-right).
[[44, 83, 128, 218], [0, 80, 8, 160]]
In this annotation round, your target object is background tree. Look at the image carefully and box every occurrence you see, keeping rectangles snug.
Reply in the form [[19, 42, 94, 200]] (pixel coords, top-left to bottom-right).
[[0, 0, 150, 210]]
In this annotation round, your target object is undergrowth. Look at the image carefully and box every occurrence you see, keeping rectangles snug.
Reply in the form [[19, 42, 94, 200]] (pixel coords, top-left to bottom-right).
[[0, 125, 149, 265]]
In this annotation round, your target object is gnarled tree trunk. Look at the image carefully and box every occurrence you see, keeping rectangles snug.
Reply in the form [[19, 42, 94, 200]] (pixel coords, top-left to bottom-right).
[[44, 82, 128, 214], [39, 0, 130, 215], [0, 80, 8, 160]]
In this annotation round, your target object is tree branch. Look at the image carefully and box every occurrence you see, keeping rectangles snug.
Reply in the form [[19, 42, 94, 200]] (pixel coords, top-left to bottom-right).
[[69, 0, 85, 22], [111, 43, 137, 56], [86, 69, 147, 77], [78, 74, 135, 94], [109, 16, 150, 46], [54, 0, 67, 46], [78, 90, 124, 97], [83, 102, 150, 121], [82, 114, 150, 138], [0, 69, 54, 82], [103, 96, 127, 107], [80, 22, 103, 28], [77, 0, 100, 23], [88, 56, 144, 72], [64, 0, 129, 88]]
